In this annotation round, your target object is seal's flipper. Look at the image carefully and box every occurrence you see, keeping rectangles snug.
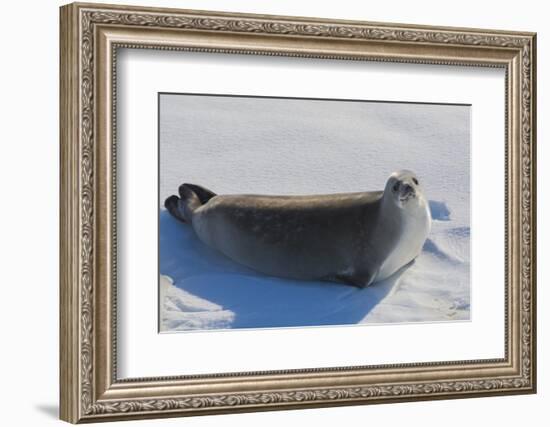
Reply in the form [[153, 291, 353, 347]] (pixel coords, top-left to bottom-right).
[[164, 195, 187, 223], [181, 183, 217, 204], [335, 269, 376, 289], [177, 185, 202, 224], [165, 186, 202, 224]]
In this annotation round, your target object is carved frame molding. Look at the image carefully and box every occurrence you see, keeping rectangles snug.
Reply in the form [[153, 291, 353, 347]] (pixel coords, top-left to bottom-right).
[[60, 2, 536, 423]]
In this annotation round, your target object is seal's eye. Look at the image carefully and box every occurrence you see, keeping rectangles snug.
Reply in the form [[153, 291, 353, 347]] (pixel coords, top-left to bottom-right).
[[412, 177, 419, 185], [392, 182, 400, 192]]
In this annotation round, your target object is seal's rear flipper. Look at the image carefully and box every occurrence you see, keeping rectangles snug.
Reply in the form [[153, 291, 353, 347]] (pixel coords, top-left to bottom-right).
[[164, 195, 187, 223], [165, 186, 202, 223], [180, 183, 217, 204]]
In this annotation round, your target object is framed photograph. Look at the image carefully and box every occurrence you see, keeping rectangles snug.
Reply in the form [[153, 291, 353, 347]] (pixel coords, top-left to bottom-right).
[[60, 2, 537, 423]]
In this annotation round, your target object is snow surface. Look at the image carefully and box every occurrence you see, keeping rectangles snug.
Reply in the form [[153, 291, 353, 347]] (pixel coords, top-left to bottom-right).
[[159, 94, 470, 332]]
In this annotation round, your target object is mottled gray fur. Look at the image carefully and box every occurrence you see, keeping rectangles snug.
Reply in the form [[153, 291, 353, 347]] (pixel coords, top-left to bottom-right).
[[165, 170, 431, 288]]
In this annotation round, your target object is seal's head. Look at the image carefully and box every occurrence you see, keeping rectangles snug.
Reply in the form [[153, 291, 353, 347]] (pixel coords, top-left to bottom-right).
[[384, 170, 424, 209]]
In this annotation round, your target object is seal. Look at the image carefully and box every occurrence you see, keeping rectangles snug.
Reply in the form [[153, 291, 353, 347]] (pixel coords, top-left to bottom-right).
[[165, 170, 431, 288]]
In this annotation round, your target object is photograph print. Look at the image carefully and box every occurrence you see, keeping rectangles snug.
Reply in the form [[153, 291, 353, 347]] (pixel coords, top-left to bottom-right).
[[159, 93, 471, 332]]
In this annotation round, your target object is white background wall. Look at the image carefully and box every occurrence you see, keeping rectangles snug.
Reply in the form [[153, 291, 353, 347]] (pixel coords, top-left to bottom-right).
[[0, 0, 545, 425]]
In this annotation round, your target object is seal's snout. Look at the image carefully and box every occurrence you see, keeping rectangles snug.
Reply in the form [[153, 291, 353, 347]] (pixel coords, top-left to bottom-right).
[[399, 182, 416, 203], [402, 183, 414, 194]]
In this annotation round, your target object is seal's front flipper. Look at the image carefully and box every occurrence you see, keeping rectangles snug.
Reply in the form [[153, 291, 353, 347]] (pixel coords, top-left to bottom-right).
[[335, 269, 376, 289]]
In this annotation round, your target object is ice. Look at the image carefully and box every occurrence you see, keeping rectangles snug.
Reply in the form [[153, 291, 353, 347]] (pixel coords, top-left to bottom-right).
[[159, 95, 470, 331]]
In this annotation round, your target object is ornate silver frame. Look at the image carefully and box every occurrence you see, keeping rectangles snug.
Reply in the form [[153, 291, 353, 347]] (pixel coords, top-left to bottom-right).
[[60, 2, 537, 423]]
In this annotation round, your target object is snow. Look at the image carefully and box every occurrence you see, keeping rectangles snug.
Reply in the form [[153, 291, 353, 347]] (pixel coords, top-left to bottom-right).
[[160, 275, 235, 331], [159, 94, 470, 332]]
